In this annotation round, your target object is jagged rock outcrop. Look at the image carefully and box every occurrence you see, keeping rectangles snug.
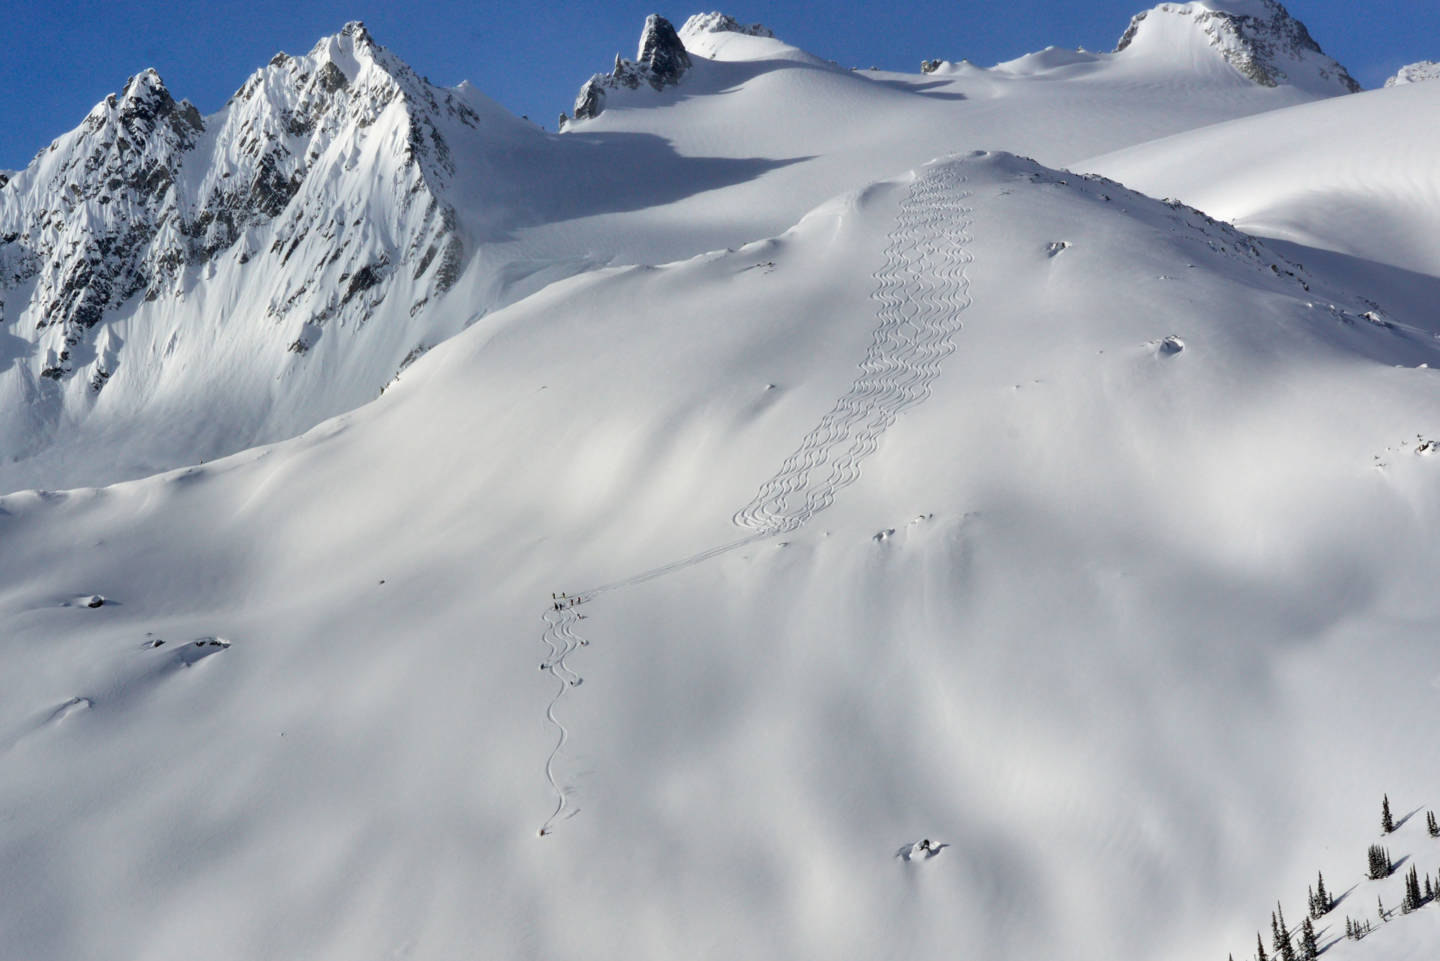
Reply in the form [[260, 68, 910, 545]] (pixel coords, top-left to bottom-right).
[[0, 21, 471, 386], [1385, 61, 1440, 87], [1115, 1, 1360, 94], [565, 15, 691, 124], [679, 13, 773, 41]]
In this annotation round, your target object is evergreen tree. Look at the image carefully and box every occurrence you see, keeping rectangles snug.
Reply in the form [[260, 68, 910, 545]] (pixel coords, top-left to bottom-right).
[[1299, 917, 1318, 961], [1256, 932, 1269, 961], [1403, 864, 1422, 912], [1429, 809, 1439, 837], [1275, 904, 1296, 961], [1426, 875, 1434, 902], [1345, 916, 1354, 940], [1315, 871, 1329, 914], [1368, 843, 1392, 879], [1382, 793, 1395, 834], [1379, 894, 1387, 922]]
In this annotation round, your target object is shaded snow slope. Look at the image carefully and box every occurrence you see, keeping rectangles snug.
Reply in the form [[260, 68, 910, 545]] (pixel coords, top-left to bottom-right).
[[4, 151, 1440, 961], [1079, 80, 1440, 277]]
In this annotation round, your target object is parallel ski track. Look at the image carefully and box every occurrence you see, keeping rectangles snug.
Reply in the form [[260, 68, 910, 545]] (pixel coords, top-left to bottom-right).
[[537, 160, 975, 837]]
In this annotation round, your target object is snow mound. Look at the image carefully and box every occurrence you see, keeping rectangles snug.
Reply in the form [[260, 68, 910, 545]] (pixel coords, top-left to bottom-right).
[[1386, 60, 1440, 86]]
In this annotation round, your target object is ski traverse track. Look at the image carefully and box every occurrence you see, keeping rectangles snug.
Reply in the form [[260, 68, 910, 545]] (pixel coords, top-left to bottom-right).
[[536, 158, 975, 837]]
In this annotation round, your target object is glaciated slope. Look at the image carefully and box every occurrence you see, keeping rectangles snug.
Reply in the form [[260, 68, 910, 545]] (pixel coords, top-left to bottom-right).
[[542, 5, 1349, 273], [3, 152, 1439, 961], [1079, 80, 1440, 276]]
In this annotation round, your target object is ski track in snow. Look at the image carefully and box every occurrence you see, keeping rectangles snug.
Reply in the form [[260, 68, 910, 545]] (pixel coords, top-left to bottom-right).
[[536, 160, 975, 836]]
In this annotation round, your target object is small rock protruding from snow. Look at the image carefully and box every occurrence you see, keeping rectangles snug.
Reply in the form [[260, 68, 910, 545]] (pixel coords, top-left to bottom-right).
[[1158, 335, 1186, 355], [1385, 61, 1440, 87], [1046, 240, 1071, 257], [1114, 0, 1360, 96], [679, 13, 774, 40], [900, 838, 947, 861]]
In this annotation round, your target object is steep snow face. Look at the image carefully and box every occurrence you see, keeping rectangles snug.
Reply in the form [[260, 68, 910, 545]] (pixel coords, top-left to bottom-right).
[[1115, 0, 1361, 95], [1385, 60, 1440, 86], [3, 150, 1440, 961]]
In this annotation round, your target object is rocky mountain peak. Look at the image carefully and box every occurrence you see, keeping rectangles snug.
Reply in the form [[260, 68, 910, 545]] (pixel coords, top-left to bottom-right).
[[0, 22, 472, 405], [566, 14, 693, 124], [1385, 61, 1440, 87], [678, 13, 774, 40], [1115, 1, 1359, 94], [636, 15, 691, 83]]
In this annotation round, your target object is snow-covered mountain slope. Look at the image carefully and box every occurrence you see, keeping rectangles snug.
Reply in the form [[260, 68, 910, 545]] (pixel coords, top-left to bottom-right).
[[1079, 79, 1440, 277], [0, 5, 1358, 493], [1113, 0, 1359, 95], [5, 148, 1440, 961]]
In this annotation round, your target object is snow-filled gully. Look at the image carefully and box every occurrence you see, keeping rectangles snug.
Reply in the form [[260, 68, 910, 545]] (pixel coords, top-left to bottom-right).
[[537, 160, 975, 836]]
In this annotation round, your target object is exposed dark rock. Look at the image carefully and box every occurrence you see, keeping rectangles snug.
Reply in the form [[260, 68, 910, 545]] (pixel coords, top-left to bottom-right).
[[636, 15, 691, 88], [573, 78, 606, 120], [921, 59, 943, 74], [567, 14, 692, 122]]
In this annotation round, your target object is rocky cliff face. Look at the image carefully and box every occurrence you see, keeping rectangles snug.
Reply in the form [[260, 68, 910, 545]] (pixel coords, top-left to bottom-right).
[[0, 22, 505, 488], [0, 22, 470, 388], [1115, 1, 1360, 94], [567, 15, 692, 123]]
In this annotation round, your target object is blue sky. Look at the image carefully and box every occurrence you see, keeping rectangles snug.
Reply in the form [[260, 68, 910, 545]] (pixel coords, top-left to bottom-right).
[[1, 0, 1436, 170]]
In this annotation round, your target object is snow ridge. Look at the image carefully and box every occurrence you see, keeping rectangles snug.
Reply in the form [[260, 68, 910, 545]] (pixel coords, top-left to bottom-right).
[[679, 12, 774, 40]]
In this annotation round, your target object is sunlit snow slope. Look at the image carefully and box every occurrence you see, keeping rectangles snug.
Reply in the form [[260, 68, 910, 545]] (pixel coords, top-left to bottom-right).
[[5, 6, 1440, 961], [5, 148, 1440, 961]]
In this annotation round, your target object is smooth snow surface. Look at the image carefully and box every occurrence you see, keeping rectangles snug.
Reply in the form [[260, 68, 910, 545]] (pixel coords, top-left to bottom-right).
[[4, 10, 1440, 961]]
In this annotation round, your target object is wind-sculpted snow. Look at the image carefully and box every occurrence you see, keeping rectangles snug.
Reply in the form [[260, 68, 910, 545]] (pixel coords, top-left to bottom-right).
[[537, 157, 974, 833]]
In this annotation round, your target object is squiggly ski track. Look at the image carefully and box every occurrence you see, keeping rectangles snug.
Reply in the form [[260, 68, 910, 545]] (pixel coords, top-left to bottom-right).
[[537, 159, 974, 836]]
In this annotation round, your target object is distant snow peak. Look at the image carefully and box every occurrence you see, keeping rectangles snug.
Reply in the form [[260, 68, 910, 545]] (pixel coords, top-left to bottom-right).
[[565, 14, 692, 124], [679, 12, 774, 40], [1116, 0, 1360, 94], [1386, 61, 1440, 87]]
